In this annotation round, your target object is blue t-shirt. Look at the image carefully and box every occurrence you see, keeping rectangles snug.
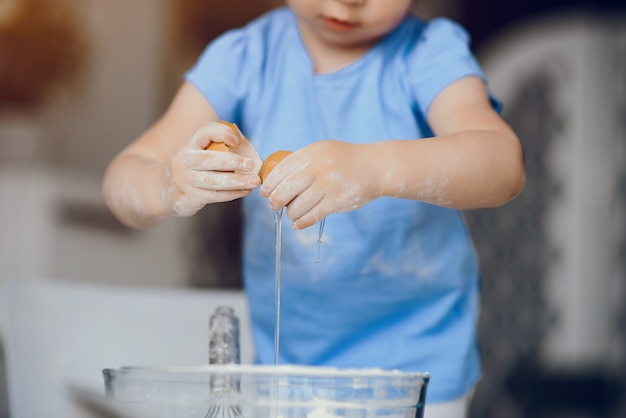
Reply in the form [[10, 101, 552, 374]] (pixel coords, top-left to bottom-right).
[[186, 7, 491, 402]]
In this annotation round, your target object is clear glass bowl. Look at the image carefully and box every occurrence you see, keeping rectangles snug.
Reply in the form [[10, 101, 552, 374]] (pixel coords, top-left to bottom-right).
[[103, 364, 430, 418]]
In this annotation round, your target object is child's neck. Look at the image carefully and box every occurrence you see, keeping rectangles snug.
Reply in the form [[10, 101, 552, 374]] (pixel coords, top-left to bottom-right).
[[297, 25, 374, 74]]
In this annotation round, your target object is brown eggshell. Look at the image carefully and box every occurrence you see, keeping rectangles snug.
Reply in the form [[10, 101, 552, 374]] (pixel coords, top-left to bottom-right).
[[205, 142, 229, 152], [259, 150, 292, 183], [204, 121, 263, 174]]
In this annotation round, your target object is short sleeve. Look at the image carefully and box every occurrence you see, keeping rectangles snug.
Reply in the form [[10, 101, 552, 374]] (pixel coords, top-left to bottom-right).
[[408, 18, 500, 114], [184, 29, 252, 121]]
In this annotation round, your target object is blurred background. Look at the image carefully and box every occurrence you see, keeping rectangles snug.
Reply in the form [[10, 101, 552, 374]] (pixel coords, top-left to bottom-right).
[[0, 0, 624, 417]]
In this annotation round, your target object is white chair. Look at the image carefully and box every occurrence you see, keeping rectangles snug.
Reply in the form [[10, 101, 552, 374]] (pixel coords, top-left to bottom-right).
[[1, 278, 254, 418]]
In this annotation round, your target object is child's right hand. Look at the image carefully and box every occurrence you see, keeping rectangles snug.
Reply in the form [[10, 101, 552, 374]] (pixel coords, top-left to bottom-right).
[[161, 122, 262, 217], [104, 84, 263, 229]]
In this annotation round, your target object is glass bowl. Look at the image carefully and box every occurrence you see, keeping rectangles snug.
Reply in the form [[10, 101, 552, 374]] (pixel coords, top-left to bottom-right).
[[103, 364, 430, 418]]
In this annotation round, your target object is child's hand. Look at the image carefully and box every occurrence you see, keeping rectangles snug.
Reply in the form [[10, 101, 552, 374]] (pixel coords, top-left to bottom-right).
[[161, 122, 261, 217], [260, 140, 382, 229]]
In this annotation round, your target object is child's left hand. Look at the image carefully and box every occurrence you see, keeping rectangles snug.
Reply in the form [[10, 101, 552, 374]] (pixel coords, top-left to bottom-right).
[[260, 140, 382, 230]]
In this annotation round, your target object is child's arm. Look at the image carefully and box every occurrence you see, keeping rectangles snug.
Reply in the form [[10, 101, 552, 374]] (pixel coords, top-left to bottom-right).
[[260, 76, 525, 230], [103, 83, 261, 229]]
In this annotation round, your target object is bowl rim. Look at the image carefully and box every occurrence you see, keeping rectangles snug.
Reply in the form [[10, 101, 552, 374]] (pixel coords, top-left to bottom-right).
[[102, 364, 431, 381]]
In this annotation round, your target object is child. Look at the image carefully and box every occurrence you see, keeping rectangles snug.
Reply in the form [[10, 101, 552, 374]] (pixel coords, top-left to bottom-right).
[[103, 1, 525, 416]]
